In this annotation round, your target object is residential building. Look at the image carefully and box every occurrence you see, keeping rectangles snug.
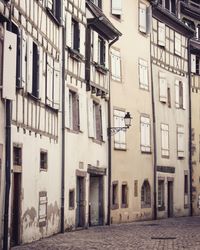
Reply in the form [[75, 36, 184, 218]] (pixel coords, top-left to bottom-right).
[[63, 0, 120, 229], [179, 0, 200, 216], [151, 1, 194, 218], [0, 0, 62, 248], [104, 0, 154, 223]]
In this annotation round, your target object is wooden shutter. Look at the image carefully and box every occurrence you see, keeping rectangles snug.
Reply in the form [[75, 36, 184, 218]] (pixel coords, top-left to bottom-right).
[[175, 32, 181, 56], [79, 23, 85, 56], [182, 81, 186, 110], [79, 93, 84, 132], [161, 124, 169, 156], [111, 0, 122, 15], [65, 86, 70, 128], [73, 94, 79, 131], [177, 126, 184, 158], [146, 5, 152, 35], [159, 72, 167, 103], [105, 41, 109, 69], [2, 30, 17, 100], [27, 35, 33, 93], [46, 55, 53, 106], [47, 0, 53, 10], [101, 104, 106, 142], [87, 98, 94, 138], [191, 54, 196, 73], [21, 29, 27, 88], [139, 3, 147, 33], [141, 116, 150, 152], [175, 79, 180, 108], [119, 111, 126, 149], [145, 118, 151, 152], [141, 117, 146, 152], [66, 12, 72, 47], [114, 110, 120, 148], [158, 22, 166, 47], [93, 30, 98, 63], [53, 60, 60, 110], [139, 59, 148, 89]]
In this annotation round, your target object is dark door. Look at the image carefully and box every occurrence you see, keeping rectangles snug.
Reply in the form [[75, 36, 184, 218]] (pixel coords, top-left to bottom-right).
[[77, 176, 85, 227], [167, 181, 173, 218], [11, 173, 21, 246]]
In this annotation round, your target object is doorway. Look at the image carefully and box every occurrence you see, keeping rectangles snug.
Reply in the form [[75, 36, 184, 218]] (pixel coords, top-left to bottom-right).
[[76, 176, 85, 227], [11, 173, 21, 246], [167, 180, 173, 218], [89, 175, 104, 226]]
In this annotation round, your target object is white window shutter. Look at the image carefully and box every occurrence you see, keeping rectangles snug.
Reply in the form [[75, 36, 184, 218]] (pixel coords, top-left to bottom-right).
[[159, 72, 167, 103], [119, 111, 126, 149], [146, 121, 151, 152], [47, 0, 53, 10], [46, 55, 53, 106], [141, 117, 146, 151], [66, 12, 72, 47], [93, 30, 98, 63], [79, 23, 85, 56], [111, 52, 116, 79], [183, 81, 187, 110], [88, 98, 94, 138], [146, 5, 152, 35], [38, 46, 44, 101], [21, 29, 27, 88], [139, 59, 148, 89], [139, 3, 147, 33], [27, 35, 33, 94], [79, 93, 84, 132], [175, 33, 181, 56], [101, 104, 106, 142], [53, 61, 60, 110], [175, 79, 180, 108], [191, 54, 196, 73], [177, 126, 184, 157], [65, 86, 70, 128], [158, 22, 166, 47], [111, 0, 122, 15], [161, 124, 169, 156], [114, 110, 120, 148], [2, 30, 17, 101]]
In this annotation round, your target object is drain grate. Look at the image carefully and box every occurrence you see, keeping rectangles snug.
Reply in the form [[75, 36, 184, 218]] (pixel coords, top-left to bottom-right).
[[151, 237, 176, 240]]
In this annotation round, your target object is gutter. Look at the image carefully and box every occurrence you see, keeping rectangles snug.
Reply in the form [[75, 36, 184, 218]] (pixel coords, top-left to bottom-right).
[[188, 37, 193, 217], [3, 9, 12, 250], [61, 20, 66, 233], [107, 36, 119, 226], [150, 33, 157, 220]]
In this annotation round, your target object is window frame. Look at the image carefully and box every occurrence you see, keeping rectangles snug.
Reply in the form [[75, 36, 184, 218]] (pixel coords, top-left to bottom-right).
[[141, 180, 151, 208], [121, 183, 128, 208], [161, 123, 169, 158], [40, 150, 48, 171], [158, 179, 165, 211]]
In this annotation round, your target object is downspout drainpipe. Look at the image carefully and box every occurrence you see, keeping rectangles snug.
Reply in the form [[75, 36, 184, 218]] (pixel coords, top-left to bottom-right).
[[61, 20, 66, 233], [188, 37, 193, 217], [107, 36, 119, 226], [3, 9, 12, 250], [150, 32, 157, 220]]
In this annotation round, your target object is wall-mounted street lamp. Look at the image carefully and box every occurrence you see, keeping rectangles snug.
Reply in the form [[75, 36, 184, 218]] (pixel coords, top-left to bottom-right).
[[108, 112, 132, 136]]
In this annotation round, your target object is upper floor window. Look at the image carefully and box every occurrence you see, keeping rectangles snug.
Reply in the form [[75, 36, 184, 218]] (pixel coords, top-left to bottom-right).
[[71, 19, 80, 52], [111, 0, 122, 19], [159, 71, 167, 103], [69, 90, 79, 131], [13, 146, 22, 166], [40, 150, 48, 171], [174, 32, 181, 57], [111, 48, 121, 82], [46, 0, 61, 23], [98, 36, 105, 66], [196, 25, 200, 40], [158, 22, 166, 47], [113, 109, 126, 150], [161, 123, 169, 158], [175, 80, 186, 109], [139, 3, 152, 34], [177, 125, 185, 158], [139, 58, 148, 90], [140, 116, 151, 153], [165, 0, 176, 14]]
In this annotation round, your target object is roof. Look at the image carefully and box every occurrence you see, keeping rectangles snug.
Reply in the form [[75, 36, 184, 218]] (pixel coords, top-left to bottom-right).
[[86, 0, 122, 40]]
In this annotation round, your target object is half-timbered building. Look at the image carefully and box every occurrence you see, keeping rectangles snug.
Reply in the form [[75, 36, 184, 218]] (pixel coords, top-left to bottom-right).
[[151, 1, 194, 218]]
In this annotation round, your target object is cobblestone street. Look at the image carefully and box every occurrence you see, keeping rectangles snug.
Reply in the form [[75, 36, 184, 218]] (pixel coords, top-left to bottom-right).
[[13, 216, 200, 250]]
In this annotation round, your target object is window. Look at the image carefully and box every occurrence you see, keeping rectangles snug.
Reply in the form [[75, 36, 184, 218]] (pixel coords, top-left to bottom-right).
[[46, 0, 61, 23], [40, 150, 48, 170], [121, 184, 128, 208], [184, 172, 189, 208], [159, 72, 167, 103], [32, 42, 39, 98], [112, 182, 118, 209], [111, 0, 122, 18], [134, 180, 138, 197], [175, 80, 185, 109], [175, 32, 181, 56], [90, 0, 102, 8], [38, 191, 47, 227], [113, 109, 126, 149], [69, 91, 79, 131], [196, 25, 200, 40], [167, 87, 171, 108], [13, 146, 22, 166], [69, 190, 75, 209], [141, 180, 151, 208], [158, 180, 165, 210], [177, 125, 185, 158], [0, 25, 3, 86], [139, 58, 148, 90], [161, 123, 169, 157], [93, 102, 102, 141], [111, 48, 121, 82], [139, 3, 147, 33], [158, 22, 166, 47], [71, 19, 80, 52], [165, 0, 176, 14], [98, 36, 105, 66], [140, 116, 151, 153]]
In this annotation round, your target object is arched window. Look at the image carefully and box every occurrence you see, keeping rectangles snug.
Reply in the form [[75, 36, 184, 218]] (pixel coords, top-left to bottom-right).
[[141, 180, 151, 208]]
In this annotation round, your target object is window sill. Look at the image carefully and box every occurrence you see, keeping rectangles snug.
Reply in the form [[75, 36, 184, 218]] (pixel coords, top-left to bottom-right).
[[68, 48, 83, 62], [111, 204, 119, 210], [141, 150, 152, 154], [67, 128, 80, 134], [28, 92, 41, 102], [46, 8, 61, 26], [94, 63, 109, 75], [114, 147, 127, 151], [161, 155, 170, 159], [141, 204, 151, 209], [92, 138, 103, 145], [121, 204, 128, 209], [69, 206, 75, 210], [40, 168, 48, 172], [45, 103, 59, 113]]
